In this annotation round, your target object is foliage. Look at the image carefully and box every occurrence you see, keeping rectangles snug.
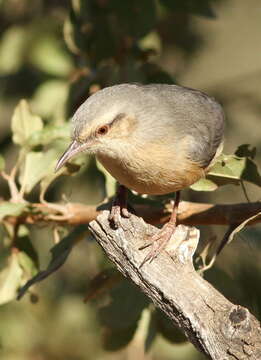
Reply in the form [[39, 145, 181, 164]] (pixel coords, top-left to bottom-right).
[[0, 0, 260, 359]]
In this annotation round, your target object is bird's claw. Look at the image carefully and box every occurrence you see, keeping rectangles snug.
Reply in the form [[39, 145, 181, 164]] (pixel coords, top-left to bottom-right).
[[109, 204, 130, 229], [139, 223, 176, 267]]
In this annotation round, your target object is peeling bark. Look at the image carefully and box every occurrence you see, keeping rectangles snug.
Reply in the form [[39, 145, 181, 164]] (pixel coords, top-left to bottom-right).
[[89, 211, 261, 360]]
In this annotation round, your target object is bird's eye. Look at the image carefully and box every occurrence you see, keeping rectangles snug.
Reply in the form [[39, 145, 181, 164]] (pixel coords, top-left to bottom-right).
[[97, 125, 109, 136]]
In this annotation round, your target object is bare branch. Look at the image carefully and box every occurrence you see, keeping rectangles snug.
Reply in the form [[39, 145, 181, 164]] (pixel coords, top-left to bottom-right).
[[89, 211, 261, 360], [4, 200, 261, 227]]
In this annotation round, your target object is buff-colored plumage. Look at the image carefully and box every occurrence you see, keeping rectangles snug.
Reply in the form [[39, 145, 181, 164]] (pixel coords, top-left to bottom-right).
[[56, 83, 225, 194]]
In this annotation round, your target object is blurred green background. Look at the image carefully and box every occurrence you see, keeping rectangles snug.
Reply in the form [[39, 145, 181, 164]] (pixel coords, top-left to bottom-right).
[[0, 0, 260, 359]]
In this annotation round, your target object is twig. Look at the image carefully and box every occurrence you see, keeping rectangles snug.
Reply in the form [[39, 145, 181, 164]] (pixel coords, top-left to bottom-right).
[[3, 200, 261, 227]]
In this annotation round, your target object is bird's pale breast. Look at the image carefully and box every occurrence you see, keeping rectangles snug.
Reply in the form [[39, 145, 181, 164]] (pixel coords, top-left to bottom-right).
[[97, 141, 204, 195]]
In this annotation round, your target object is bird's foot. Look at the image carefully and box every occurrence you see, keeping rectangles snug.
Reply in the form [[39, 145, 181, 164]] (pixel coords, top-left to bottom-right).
[[109, 184, 130, 229], [109, 203, 130, 229], [139, 222, 176, 267]]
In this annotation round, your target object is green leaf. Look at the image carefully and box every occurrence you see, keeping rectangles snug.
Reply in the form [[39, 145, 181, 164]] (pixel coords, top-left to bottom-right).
[[0, 155, 5, 171], [96, 160, 116, 198], [15, 235, 39, 273], [207, 154, 261, 187], [226, 212, 261, 248], [19, 149, 59, 194], [190, 178, 218, 192], [84, 268, 122, 302], [0, 202, 27, 220], [11, 100, 43, 147], [17, 225, 89, 300], [27, 124, 70, 147], [155, 309, 187, 344], [0, 26, 28, 75], [31, 80, 69, 119], [111, 0, 157, 38], [235, 144, 256, 159], [98, 278, 149, 349], [29, 34, 73, 77], [103, 324, 138, 351], [0, 252, 23, 305], [160, 0, 216, 18]]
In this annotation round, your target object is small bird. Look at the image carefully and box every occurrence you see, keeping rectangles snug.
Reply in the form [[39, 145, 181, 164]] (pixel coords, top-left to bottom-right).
[[56, 84, 225, 264]]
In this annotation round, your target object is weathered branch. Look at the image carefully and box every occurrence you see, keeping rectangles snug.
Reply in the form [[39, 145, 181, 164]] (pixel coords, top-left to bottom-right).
[[6, 200, 261, 227], [89, 211, 261, 360]]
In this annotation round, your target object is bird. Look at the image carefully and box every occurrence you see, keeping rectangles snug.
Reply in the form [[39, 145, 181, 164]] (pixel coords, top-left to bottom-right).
[[55, 83, 225, 265]]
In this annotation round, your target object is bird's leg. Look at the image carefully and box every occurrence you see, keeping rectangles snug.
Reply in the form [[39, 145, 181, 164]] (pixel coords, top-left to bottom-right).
[[109, 184, 130, 228], [139, 191, 181, 266]]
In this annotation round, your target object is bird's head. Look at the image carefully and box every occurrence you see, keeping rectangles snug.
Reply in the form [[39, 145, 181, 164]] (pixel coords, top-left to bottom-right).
[[55, 85, 142, 172]]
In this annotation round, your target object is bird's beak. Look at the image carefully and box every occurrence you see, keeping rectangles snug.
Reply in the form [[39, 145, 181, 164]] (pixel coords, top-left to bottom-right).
[[55, 140, 87, 172]]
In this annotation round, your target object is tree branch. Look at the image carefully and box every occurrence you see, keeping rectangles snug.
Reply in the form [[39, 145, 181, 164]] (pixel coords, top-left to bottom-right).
[[89, 211, 261, 360], [6, 200, 261, 227]]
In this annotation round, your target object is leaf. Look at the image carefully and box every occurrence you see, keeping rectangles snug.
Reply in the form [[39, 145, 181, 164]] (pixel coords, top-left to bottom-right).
[[144, 309, 157, 352], [19, 149, 59, 194], [103, 324, 138, 351], [155, 309, 187, 344], [98, 278, 149, 350], [235, 144, 256, 159], [226, 212, 261, 248], [0, 155, 5, 171], [84, 268, 122, 302], [0, 202, 27, 220], [0, 26, 28, 75], [0, 252, 23, 305], [160, 0, 216, 18], [31, 80, 69, 119], [190, 178, 218, 192], [207, 154, 261, 187], [96, 160, 116, 198], [15, 235, 39, 273], [29, 34, 73, 76], [17, 225, 89, 300], [111, 0, 157, 38], [11, 100, 43, 147], [27, 124, 71, 147]]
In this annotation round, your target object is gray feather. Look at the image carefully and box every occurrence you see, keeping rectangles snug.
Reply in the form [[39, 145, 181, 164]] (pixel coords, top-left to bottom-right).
[[72, 83, 225, 167]]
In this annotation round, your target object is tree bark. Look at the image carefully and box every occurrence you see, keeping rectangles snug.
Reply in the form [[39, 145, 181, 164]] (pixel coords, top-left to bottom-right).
[[89, 211, 261, 360]]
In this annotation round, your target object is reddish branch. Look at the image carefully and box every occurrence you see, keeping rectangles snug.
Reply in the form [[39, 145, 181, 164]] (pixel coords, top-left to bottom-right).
[[5, 200, 261, 227]]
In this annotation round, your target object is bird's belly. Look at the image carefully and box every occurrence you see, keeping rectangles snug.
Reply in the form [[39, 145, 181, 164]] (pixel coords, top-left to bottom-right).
[[97, 154, 203, 195]]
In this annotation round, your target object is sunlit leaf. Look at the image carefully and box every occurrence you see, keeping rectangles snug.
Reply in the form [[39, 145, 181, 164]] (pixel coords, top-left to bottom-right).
[[17, 225, 89, 300], [27, 124, 70, 147], [11, 100, 43, 147], [226, 212, 261, 248], [31, 80, 69, 119], [19, 149, 59, 194], [0, 252, 23, 305], [144, 309, 157, 352], [0, 155, 5, 171], [0, 26, 28, 75], [190, 178, 218, 192], [96, 160, 116, 198], [0, 202, 27, 220], [15, 234, 39, 274], [192, 152, 261, 191], [138, 31, 162, 53], [207, 154, 261, 187], [29, 34, 73, 76]]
